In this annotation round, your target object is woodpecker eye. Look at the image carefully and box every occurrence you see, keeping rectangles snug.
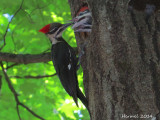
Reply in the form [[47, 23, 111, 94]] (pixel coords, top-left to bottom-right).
[[84, 10, 89, 13], [79, 10, 89, 16]]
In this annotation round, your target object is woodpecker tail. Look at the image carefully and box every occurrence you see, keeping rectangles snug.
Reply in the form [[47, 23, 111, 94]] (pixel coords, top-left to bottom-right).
[[77, 88, 91, 118], [72, 95, 79, 107], [77, 88, 89, 111]]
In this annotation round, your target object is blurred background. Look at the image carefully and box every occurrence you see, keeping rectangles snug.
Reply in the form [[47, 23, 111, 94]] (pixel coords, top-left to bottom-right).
[[0, 0, 89, 119]]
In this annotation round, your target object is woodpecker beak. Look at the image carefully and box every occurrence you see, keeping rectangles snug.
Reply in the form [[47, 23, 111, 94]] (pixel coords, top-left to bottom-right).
[[55, 22, 73, 38], [62, 22, 73, 30]]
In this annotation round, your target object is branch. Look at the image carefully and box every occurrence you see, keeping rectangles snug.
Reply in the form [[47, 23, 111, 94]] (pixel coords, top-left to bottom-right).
[[18, 102, 45, 119], [21, 8, 34, 24], [10, 73, 57, 79], [16, 104, 21, 120], [0, 52, 51, 64], [6, 63, 20, 69], [0, 62, 45, 120], [0, 47, 78, 64], [0, 0, 24, 50]]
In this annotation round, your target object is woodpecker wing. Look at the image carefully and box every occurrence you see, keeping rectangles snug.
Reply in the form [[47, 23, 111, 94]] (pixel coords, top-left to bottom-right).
[[51, 39, 79, 106]]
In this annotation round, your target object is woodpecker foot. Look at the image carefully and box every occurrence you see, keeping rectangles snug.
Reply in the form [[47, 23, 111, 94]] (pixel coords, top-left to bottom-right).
[[77, 42, 88, 70]]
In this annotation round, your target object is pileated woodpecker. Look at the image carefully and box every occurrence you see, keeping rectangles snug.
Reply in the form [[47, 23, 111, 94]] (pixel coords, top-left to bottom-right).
[[39, 23, 89, 110], [71, 6, 92, 32]]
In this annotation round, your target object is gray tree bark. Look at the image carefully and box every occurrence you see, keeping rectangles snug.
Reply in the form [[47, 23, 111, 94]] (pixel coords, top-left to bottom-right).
[[68, 0, 160, 120]]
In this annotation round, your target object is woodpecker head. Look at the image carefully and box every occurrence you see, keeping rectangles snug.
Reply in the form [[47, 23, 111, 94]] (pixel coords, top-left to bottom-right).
[[70, 6, 90, 23], [71, 6, 92, 33], [39, 22, 72, 39], [76, 6, 90, 18]]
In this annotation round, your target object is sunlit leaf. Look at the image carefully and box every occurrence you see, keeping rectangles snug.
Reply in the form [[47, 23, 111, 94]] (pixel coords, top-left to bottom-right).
[[0, 0, 89, 119]]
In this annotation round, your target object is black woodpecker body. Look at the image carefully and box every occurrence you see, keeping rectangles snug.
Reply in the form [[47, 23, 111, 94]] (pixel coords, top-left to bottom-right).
[[39, 23, 88, 110]]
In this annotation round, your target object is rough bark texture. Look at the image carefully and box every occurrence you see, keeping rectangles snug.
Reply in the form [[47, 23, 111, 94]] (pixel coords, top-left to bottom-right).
[[68, 0, 160, 120]]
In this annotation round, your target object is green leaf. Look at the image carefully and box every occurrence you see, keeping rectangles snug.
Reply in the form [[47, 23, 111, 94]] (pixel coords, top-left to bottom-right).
[[0, 0, 89, 119]]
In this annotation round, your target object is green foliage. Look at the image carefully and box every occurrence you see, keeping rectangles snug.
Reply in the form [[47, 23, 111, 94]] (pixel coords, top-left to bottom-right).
[[0, 0, 89, 119]]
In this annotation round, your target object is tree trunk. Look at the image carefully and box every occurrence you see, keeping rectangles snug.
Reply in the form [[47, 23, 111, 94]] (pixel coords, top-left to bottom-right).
[[68, 0, 160, 119]]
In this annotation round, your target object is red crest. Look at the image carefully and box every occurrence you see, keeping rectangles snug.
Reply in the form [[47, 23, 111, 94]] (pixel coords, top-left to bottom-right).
[[39, 24, 50, 33], [77, 6, 89, 16]]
